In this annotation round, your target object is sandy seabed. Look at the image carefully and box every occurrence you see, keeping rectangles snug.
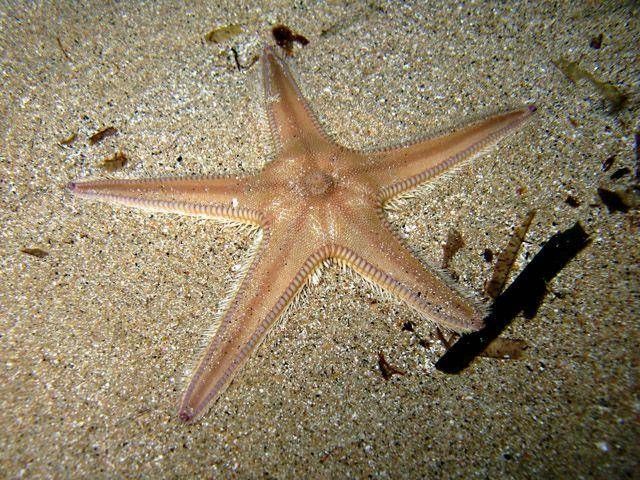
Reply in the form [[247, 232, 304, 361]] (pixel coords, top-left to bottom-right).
[[1, 1, 638, 478]]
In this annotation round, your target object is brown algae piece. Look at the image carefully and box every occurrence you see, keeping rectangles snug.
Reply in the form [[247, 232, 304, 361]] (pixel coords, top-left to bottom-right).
[[485, 210, 536, 299], [100, 151, 128, 172], [272, 24, 309, 55], [56, 36, 72, 61], [635, 131, 640, 180], [89, 126, 118, 145], [589, 33, 603, 49], [553, 58, 627, 113], [59, 132, 77, 146], [205, 24, 243, 43], [377, 352, 405, 380], [401, 321, 414, 332], [442, 229, 464, 269], [601, 155, 615, 172], [21, 248, 49, 258], [565, 195, 581, 208]]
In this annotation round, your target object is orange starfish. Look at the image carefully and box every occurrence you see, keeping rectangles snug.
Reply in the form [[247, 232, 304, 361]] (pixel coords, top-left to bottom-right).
[[69, 46, 536, 422]]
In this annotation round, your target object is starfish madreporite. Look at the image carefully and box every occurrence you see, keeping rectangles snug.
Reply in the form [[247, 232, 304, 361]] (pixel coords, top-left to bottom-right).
[[69, 46, 536, 422]]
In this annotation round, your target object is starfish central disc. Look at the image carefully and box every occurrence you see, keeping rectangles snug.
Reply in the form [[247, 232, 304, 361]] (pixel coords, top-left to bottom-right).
[[303, 171, 334, 196]]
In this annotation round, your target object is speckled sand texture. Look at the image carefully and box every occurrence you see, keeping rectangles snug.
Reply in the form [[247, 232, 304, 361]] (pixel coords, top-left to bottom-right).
[[1, 1, 638, 478]]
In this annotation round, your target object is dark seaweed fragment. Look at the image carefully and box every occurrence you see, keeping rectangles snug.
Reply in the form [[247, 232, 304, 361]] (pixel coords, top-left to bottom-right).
[[436, 222, 590, 374], [89, 127, 117, 145], [589, 33, 603, 49], [56, 36, 72, 61], [272, 25, 309, 55], [21, 248, 49, 258], [401, 321, 414, 332], [565, 195, 580, 208], [378, 352, 405, 380], [230, 49, 259, 71], [231, 47, 242, 71], [601, 155, 615, 172], [635, 132, 640, 181]]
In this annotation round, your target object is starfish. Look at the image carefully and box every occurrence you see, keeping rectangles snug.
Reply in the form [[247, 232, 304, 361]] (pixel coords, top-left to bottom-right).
[[69, 46, 536, 423]]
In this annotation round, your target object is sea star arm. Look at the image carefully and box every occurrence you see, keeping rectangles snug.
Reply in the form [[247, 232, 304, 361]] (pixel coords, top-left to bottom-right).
[[178, 218, 325, 422], [68, 176, 262, 224], [336, 207, 484, 331], [261, 46, 331, 149], [366, 106, 536, 201]]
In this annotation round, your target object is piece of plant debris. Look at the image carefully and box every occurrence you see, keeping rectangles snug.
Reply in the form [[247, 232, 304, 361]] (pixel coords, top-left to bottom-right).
[[400, 320, 433, 349], [100, 151, 128, 172], [229, 47, 259, 71], [89, 126, 118, 145], [378, 352, 405, 380], [485, 210, 536, 299], [435, 327, 455, 349], [205, 24, 243, 43], [601, 155, 615, 172], [481, 338, 528, 360], [553, 58, 627, 113], [320, 445, 343, 463], [56, 36, 72, 61], [272, 24, 309, 55], [231, 47, 242, 70], [401, 321, 414, 332], [442, 229, 464, 269], [597, 186, 639, 213], [635, 131, 640, 181], [59, 132, 77, 146], [610, 167, 630, 181], [21, 248, 49, 258], [565, 195, 581, 208], [589, 33, 603, 49], [436, 222, 590, 374]]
